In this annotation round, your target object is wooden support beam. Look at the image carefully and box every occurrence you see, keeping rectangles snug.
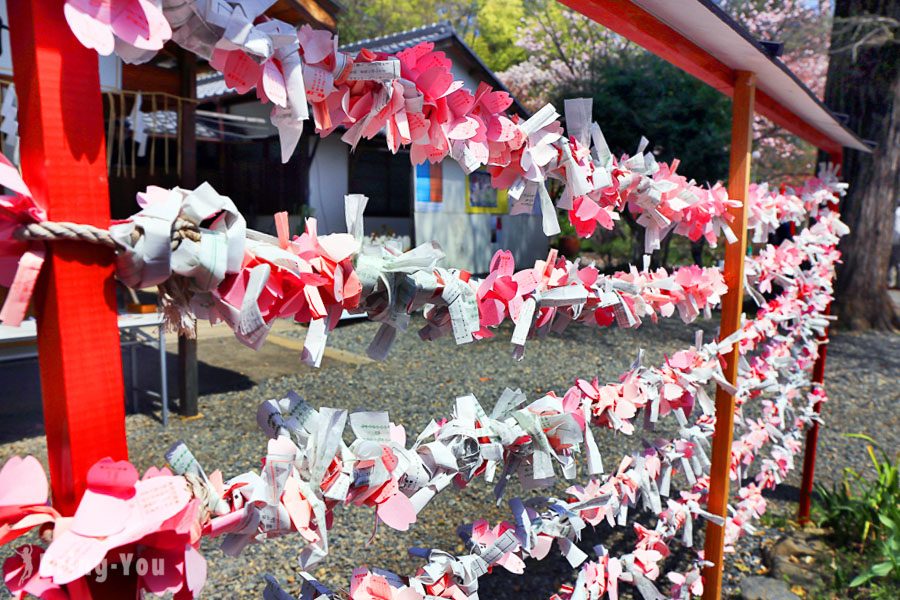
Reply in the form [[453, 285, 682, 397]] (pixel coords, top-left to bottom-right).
[[702, 70, 756, 600], [122, 62, 181, 96], [178, 49, 200, 418], [179, 50, 198, 187], [8, 0, 128, 514], [559, 0, 844, 156]]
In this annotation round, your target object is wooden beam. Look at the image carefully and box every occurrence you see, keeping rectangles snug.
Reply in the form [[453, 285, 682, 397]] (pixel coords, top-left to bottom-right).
[[755, 90, 843, 156], [560, 0, 844, 154], [293, 0, 338, 30], [703, 70, 756, 600], [8, 0, 128, 514], [559, 0, 735, 94], [178, 49, 200, 418], [122, 62, 181, 96], [266, 0, 338, 30]]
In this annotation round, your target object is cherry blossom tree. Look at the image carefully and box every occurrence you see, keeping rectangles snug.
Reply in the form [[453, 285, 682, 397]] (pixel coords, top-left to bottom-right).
[[721, 1, 834, 183], [499, 2, 634, 111]]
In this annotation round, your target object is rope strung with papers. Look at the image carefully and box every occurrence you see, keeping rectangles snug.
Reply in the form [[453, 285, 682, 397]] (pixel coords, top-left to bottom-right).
[[0, 190, 847, 599], [0, 148, 845, 364], [0, 3, 850, 599], [12, 218, 201, 250]]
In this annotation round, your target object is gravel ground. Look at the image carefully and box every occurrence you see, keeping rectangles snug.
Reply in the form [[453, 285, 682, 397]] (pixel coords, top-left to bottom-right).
[[1, 318, 897, 599]]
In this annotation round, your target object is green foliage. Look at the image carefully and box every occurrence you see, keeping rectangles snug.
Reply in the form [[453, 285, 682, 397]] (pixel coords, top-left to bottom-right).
[[338, 1, 479, 46], [590, 234, 632, 270], [466, 0, 527, 72], [758, 510, 791, 529], [815, 434, 900, 594], [555, 210, 575, 239], [337, 0, 525, 72]]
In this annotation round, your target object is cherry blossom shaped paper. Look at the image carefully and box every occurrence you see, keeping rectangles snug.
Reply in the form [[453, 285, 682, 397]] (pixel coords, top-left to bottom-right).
[[64, 0, 171, 59]]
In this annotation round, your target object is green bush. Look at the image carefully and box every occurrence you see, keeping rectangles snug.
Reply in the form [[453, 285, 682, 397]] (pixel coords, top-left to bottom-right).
[[815, 434, 900, 593]]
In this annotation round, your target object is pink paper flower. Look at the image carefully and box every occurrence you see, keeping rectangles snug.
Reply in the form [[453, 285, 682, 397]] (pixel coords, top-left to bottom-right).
[[0, 457, 58, 547], [568, 195, 618, 238], [576, 377, 645, 435], [0, 155, 47, 327], [64, 0, 171, 59], [349, 568, 422, 600], [667, 565, 704, 599], [469, 520, 524, 574], [39, 458, 193, 587], [476, 250, 522, 328]]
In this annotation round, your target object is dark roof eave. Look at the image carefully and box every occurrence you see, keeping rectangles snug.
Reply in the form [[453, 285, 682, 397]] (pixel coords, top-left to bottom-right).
[[693, 0, 867, 153], [338, 22, 455, 54], [339, 23, 529, 118]]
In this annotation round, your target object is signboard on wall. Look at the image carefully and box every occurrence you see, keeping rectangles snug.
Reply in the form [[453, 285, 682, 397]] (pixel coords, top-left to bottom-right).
[[415, 162, 443, 213], [465, 169, 507, 214]]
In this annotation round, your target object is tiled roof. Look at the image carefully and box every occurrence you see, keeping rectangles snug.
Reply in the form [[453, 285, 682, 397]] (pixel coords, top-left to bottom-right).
[[132, 110, 270, 141], [136, 111, 221, 139], [339, 22, 527, 116], [197, 71, 233, 100], [339, 22, 454, 54], [193, 21, 527, 116]]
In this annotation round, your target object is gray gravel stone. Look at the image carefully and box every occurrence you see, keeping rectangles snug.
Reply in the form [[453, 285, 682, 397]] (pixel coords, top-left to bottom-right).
[[1, 317, 896, 599], [740, 576, 800, 600]]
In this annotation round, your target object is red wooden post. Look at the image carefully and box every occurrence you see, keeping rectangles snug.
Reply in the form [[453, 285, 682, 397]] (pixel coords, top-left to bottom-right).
[[797, 149, 844, 525], [703, 70, 756, 600], [9, 0, 128, 515]]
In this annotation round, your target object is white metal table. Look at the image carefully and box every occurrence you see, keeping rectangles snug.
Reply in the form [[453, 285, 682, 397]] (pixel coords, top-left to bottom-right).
[[0, 313, 171, 426]]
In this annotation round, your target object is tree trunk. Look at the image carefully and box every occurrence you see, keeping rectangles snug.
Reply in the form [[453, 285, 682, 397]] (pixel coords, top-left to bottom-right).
[[825, 0, 900, 330]]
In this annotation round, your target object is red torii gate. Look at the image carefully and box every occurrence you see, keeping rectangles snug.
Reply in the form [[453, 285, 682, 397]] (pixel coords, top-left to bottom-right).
[[9, 1, 128, 517], [561, 1, 868, 598], [7, 1, 868, 598]]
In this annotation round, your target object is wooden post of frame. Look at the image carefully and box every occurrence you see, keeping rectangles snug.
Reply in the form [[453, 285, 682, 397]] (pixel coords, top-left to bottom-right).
[[8, 0, 129, 515], [178, 48, 199, 418], [702, 70, 756, 599]]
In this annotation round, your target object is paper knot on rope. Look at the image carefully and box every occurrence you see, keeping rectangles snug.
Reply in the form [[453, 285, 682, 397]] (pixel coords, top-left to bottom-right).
[[1, 156, 246, 330], [1, 142, 844, 369]]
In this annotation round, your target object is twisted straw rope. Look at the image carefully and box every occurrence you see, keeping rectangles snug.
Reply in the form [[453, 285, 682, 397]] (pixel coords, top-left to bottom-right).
[[13, 218, 202, 250]]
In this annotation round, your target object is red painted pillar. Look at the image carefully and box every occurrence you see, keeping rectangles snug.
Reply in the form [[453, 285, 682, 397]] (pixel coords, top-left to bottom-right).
[[797, 149, 843, 524], [9, 0, 128, 515], [702, 70, 756, 600]]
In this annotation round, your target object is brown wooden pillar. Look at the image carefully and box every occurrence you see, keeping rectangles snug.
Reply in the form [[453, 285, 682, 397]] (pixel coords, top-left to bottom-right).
[[178, 49, 199, 417]]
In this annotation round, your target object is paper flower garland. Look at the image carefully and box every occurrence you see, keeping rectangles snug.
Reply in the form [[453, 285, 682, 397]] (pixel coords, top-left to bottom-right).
[[0, 184, 847, 598], [1, 162, 844, 370], [59, 3, 788, 246], [0, 3, 850, 598]]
